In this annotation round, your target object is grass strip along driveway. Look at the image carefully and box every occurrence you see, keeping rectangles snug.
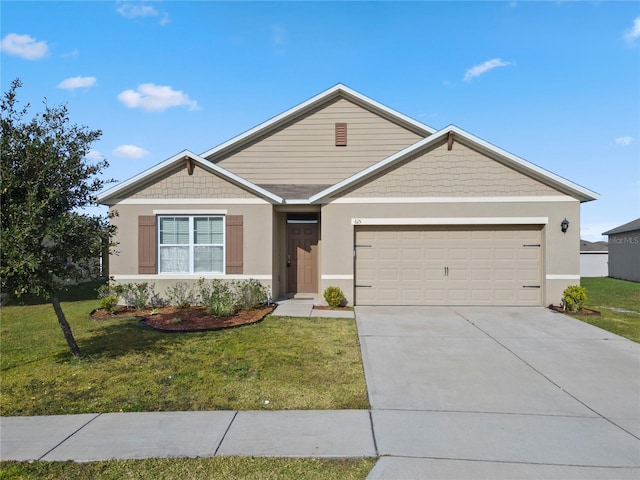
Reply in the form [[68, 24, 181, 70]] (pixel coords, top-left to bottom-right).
[[579, 277, 640, 343], [1, 292, 369, 416]]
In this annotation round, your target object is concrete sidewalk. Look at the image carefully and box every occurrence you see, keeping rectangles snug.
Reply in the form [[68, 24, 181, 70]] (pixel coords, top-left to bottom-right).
[[1, 410, 375, 462], [271, 297, 355, 318]]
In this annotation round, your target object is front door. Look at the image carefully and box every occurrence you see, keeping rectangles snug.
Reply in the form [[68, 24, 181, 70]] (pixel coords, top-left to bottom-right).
[[287, 223, 318, 294]]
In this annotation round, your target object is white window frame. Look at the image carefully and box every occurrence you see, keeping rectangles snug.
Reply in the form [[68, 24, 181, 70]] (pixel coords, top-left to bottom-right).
[[158, 215, 226, 274]]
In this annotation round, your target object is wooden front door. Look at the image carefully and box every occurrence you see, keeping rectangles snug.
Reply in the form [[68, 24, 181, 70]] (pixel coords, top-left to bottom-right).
[[287, 223, 318, 294]]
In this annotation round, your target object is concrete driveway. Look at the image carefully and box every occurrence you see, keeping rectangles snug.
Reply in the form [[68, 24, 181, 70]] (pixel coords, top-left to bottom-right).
[[357, 306, 640, 479]]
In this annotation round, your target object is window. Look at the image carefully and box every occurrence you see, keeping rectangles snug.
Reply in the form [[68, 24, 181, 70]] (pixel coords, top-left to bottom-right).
[[158, 216, 224, 273]]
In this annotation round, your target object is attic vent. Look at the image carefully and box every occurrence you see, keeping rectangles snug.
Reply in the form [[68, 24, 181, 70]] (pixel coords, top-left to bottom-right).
[[335, 122, 347, 146]]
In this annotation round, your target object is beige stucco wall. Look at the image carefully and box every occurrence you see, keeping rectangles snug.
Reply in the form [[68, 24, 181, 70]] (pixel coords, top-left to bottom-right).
[[108, 202, 273, 297], [214, 98, 424, 185], [319, 200, 581, 306]]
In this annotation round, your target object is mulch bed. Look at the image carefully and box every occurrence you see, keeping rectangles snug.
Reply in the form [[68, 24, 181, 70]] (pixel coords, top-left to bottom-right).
[[90, 305, 276, 332], [548, 305, 601, 316]]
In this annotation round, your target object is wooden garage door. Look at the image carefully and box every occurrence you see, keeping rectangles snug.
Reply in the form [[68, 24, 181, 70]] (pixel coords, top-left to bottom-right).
[[355, 225, 542, 306]]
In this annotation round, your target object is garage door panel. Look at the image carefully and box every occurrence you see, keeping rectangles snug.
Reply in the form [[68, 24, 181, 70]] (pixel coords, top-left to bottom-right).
[[494, 269, 515, 281], [471, 248, 492, 261], [471, 269, 492, 281], [401, 248, 422, 260], [355, 226, 542, 306], [426, 248, 445, 260]]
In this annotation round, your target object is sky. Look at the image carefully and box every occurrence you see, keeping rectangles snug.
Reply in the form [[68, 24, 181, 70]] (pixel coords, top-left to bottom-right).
[[1, 1, 639, 241]]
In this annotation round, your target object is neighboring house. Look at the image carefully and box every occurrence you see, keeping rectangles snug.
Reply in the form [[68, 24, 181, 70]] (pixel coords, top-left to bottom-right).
[[580, 240, 608, 277], [602, 219, 640, 282], [97, 84, 599, 306]]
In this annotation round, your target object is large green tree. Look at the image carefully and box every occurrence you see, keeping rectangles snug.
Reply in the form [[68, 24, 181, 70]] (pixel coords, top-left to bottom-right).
[[1, 79, 115, 357]]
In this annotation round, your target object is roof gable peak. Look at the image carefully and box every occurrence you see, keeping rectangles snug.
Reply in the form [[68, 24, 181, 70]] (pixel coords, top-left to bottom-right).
[[200, 84, 436, 160]]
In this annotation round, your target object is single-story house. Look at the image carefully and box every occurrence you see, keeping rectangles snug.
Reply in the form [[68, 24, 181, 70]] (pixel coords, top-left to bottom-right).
[[602, 218, 640, 282], [580, 240, 608, 277], [97, 84, 599, 306]]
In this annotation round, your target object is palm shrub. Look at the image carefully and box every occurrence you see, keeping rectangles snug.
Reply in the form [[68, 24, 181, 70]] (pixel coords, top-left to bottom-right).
[[199, 279, 236, 316], [562, 285, 588, 312], [324, 286, 345, 308]]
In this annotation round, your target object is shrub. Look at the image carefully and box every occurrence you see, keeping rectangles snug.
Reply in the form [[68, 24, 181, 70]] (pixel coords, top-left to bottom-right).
[[99, 295, 118, 314], [165, 282, 195, 309], [233, 279, 269, 310], [114, 282, 155, 310], [97, 282, 119, 313], [208, 297, 236, 317], [562, 285, 588, 312], [324, 286, 345, 308], [201, 279, 236, 316]]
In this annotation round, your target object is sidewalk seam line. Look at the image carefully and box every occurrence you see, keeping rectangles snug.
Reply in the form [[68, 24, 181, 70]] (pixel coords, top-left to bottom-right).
[[214, 411, 238, 456], [38, 413, 102, 461], [368, 409, 379, 456], [384, 454, 640, 469]]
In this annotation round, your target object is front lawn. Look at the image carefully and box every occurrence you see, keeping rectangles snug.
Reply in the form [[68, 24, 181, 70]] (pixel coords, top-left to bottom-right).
[[0, 288, 369, 416], [578, 277, 640, 343], [0, 457, 376, 480]]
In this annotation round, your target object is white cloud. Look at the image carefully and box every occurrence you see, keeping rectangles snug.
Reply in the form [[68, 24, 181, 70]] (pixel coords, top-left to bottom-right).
[[624, 16, 640, 43], [85, 150, 105, 160], [118, 83, 200, 112], [0, 33, 49, 60], [58, 76, 97, 90], [62, 49, 79, 59], [113, 145, 149, 159], [615, 136, 633, 146], [270, 25, 286, 46], [117, 2, 169, 26], [463, 58, 512, 82]]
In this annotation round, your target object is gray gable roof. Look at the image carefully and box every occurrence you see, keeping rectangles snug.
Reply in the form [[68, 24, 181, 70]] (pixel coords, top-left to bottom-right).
[[603, 218, 640, 235]]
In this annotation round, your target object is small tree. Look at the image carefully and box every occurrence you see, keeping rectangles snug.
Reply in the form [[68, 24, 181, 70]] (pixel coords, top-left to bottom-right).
[[1, 79, 116, 357]]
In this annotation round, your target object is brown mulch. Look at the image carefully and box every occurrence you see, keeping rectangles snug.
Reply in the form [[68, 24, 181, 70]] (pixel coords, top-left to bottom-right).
[[548, 305, 601, 316], [90, 305, 275, 332]]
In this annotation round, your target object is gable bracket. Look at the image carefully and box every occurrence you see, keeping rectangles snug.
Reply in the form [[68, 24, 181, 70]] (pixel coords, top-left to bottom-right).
[[447, 131, 454, 151], [184, 156, 194, 175]]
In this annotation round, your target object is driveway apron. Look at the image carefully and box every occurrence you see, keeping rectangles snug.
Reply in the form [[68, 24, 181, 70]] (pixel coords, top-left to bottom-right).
[[357, 306, 640, 478]]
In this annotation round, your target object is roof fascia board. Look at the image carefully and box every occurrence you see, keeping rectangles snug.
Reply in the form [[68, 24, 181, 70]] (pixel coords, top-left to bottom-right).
[[310, 125, 599, 204], [199, 83, 435, 160], [96, 150, 284, 205]]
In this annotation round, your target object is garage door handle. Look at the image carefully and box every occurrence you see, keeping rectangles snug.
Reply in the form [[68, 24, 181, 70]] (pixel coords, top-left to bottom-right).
[[355, 284, 372, 288], [444, 266, 449, 276], [522, 285, 541, 288]]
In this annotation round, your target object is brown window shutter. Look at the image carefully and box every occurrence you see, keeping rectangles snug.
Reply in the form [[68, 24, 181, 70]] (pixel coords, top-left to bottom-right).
[[138, 215, 157, 274], [335, 122, 347, 146], [225, 215, 243, 274]]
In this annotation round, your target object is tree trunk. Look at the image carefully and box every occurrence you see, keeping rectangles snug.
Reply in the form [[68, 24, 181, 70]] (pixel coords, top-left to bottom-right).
[[51, 294, 81, 358]]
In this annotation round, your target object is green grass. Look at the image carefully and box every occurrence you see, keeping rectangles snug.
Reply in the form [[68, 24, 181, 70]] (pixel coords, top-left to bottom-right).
[[0, 457, 376, 480], [578, 277, 640, 343], [0, 284, 369, 416]]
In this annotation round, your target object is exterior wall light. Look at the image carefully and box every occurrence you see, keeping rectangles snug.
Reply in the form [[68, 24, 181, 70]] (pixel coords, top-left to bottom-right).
[[561, 218, 570, 233]]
